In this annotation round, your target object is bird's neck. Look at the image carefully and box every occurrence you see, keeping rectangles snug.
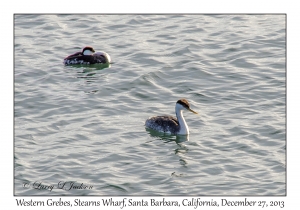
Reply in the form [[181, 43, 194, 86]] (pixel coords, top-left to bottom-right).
[[176, 109, 189, 135]]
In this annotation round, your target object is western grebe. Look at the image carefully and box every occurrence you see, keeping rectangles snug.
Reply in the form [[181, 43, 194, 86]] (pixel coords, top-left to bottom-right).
[[145, 99, 198, 135], [63, 46, 111, 65]]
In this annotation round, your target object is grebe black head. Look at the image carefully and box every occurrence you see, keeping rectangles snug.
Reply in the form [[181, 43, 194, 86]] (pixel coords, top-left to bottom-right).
[[82, 46, 95, 55], [145, 99, 198, 135], [176, 99, 198, 114]]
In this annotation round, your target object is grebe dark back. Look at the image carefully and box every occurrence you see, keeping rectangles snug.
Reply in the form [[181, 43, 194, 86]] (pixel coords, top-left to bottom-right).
[[63, 47, 111, 65]]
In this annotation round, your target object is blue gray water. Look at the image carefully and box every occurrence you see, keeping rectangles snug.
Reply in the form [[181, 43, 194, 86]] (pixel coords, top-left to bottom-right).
[[14, 14, 285, 196]]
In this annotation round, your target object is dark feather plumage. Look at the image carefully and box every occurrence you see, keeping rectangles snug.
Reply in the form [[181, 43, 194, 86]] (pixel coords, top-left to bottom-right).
[[145, 115, 180, 134], [64, 54, 107, 65], [63, 47, 109, 65]]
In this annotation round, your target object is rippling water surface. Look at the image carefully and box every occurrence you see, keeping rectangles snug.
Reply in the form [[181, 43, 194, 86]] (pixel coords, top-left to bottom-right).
[[14, 15, 285, 196]]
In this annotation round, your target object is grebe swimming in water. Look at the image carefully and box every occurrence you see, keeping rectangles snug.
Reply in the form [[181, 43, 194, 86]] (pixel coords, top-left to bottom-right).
[[63, 46, 111, 65], [145, 99, 198, 135]]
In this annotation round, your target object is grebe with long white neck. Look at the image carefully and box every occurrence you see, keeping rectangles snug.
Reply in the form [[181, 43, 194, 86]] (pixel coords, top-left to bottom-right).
[[63, 46, 111, 65], [145, 99, 198, 135]]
